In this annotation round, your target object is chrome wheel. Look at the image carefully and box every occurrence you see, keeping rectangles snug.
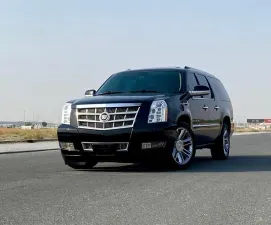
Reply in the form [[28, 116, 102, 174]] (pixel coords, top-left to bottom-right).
[[223, 129, 230, 156], [172, 127, 193, 165]]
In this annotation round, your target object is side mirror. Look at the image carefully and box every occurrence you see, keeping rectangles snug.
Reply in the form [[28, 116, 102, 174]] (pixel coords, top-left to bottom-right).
[[85, 89, 96, 97], [189, 85, 210, 97]]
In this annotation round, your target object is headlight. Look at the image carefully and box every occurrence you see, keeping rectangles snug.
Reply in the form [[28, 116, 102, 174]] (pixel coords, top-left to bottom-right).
[[148, 100, 168, 123], [61, 103, 72, 124]]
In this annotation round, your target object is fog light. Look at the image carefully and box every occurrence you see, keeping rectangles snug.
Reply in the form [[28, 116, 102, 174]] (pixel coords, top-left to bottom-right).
[[59, 142, 76, 151], [82, 142, 93, 151], [141, 142, 166, 149]]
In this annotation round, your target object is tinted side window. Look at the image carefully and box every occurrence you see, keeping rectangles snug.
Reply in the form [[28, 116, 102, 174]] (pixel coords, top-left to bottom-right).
[[195, 74, 212, 98], [208, 77, 231, 101], [186, 73, 198, 91]]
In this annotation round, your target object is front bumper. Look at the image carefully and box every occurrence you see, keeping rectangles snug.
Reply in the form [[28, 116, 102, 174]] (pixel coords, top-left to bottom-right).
[[57, 123, 177, 164]]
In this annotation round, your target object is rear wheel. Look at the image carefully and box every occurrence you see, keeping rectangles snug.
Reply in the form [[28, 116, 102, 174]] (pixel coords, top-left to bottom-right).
[[210, 123, 230, 160], [167, 122, 196, 170], [67, 159, 98, 170]]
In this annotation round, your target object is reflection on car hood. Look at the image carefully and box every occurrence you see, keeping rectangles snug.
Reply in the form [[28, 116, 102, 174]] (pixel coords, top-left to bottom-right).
[[72, 93, 168, 106]]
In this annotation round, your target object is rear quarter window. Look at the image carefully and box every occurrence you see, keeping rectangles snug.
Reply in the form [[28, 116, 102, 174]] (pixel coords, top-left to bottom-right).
[[208, 77, 231, 102]]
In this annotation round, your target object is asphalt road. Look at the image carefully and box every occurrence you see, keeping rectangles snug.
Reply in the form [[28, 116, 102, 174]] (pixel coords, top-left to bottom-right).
[[1, 134, 271, 225]]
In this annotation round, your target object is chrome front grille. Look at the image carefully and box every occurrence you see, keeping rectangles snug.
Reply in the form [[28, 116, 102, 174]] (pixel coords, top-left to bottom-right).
[[76, 103, 141, 130]]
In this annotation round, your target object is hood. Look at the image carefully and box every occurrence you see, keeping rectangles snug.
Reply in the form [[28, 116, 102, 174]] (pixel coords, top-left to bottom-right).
[[71, 93, 168, 106]]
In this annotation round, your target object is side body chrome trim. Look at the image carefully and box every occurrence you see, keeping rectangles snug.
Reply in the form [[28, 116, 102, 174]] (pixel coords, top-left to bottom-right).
[[193, 123, 220, 128], [209, 123, 220, 127], [193, 124, 209, 128]]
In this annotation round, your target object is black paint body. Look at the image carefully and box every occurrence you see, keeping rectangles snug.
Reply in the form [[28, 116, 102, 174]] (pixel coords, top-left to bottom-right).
[[57, 67, 234, 165]]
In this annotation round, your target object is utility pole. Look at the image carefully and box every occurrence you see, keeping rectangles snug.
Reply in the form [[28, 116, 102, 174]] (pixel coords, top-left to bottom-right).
[[24, 110, 26, 125]]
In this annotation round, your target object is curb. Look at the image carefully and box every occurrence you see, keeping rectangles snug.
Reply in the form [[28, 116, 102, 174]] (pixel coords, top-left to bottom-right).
[[0, 148, 59, 155], [0, 139, 57, 144]]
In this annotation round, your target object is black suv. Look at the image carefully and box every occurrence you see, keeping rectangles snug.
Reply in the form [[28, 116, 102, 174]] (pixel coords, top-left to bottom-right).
[[57, 66, 234, 169]]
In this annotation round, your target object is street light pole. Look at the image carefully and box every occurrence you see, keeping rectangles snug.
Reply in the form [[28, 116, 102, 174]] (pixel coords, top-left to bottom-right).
[[24, 110, 26, 125]]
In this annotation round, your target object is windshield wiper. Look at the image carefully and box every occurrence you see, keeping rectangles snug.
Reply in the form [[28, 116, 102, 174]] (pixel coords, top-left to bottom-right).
[[129, 90, 161, 93], [96, 91, 124, 96]]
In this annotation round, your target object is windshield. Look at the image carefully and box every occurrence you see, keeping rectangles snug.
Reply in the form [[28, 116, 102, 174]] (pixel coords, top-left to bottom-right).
[[96, 70, 182, 95]]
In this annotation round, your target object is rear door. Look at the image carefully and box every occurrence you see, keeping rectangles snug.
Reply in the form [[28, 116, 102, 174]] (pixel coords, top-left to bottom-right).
[[207, 77, 232, 139], [186, 72, 211, 145], [193, 73, 216, 144]]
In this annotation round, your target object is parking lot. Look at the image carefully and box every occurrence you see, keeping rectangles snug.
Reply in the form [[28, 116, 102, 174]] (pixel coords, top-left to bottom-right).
[[1, 133, 271, 225]]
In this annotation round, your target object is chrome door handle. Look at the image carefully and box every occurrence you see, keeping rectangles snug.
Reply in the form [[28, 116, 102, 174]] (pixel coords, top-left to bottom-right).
[[214, 105, 219, 110], [202, 105, 208, 110]]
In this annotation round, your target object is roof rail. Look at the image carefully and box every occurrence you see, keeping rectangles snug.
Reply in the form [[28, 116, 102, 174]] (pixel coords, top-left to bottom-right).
[[184, 66, 211, 75]]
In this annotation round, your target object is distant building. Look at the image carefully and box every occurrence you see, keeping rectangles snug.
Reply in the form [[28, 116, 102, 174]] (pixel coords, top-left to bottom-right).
[[0, 121, 59, 129], [21, 125, 33, 130], [0, 124, 15, 128]]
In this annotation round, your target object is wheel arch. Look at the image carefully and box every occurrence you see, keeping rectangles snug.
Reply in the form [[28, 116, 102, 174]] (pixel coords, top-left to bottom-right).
[[219, 115, 231, 136], [177, 114, 192, 129], [223, 116, 231, 129]]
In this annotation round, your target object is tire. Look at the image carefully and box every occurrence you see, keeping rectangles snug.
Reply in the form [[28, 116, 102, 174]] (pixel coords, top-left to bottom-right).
[[67, 159, 98, 170], [166, 122, 196, 170], [210, 123, 230, 160]]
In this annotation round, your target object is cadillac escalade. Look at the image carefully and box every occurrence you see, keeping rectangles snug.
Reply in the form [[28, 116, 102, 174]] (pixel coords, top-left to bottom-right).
[[57, 66, 234, 170]]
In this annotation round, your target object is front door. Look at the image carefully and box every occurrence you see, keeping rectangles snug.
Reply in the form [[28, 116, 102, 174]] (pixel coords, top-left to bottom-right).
[[186, 72, 212, 146], [188, 98, 212, 146], [194, 73, 220, 144]]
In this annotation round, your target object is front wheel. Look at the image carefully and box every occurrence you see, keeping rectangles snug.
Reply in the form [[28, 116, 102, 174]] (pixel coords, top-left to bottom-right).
[[167, 122, 196, 170], [210, 123, 230, 160]]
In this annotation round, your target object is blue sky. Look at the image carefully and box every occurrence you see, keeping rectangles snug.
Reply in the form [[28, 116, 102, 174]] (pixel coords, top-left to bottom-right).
[[1, 0, 271, 123]]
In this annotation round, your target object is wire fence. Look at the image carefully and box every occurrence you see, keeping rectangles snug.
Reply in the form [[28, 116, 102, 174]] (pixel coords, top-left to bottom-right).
[[235, 122, 271, 130]]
